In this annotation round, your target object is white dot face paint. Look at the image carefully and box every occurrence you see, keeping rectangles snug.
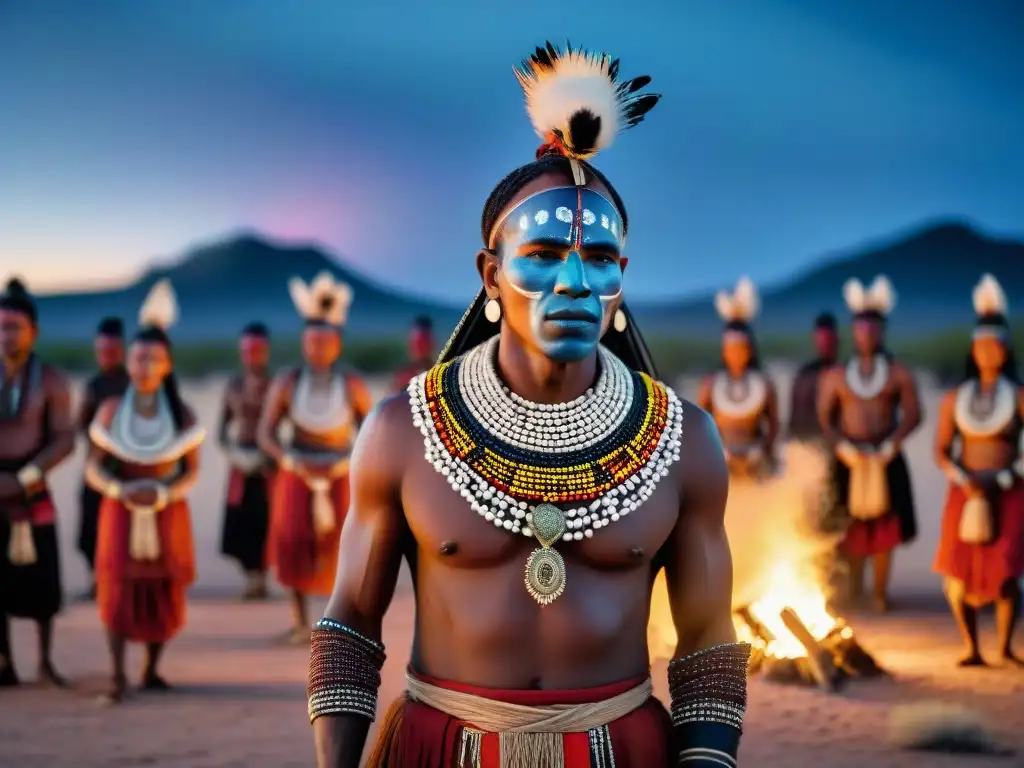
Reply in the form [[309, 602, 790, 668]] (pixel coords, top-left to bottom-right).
[[489, 187, 626, 362]]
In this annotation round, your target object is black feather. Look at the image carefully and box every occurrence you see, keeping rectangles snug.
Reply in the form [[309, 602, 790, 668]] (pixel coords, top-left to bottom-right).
[[608, 58, 621, 82], [624, 75, 651, 93], [567, 110, 602, 156], [623, 94, 661, 126]]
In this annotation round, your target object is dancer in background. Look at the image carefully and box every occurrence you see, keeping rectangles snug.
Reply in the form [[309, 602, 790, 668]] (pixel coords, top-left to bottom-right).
[[818, 276, 921, 613], [0, 278, 76, 688], [390, 315, 435, 394], [85, 281, 204, 703], [219, 322, 274, 600], [788, 312, 839, 441], [312, 44, 744, 768], [258, 273, 372, 644], [933, 274, 1024, 667], [697, 276, 778, 477], [76, 316, 130, 601]]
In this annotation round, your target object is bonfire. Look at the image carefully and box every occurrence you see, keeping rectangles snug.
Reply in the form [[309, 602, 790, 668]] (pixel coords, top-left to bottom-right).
[[732, 561, 884, 690]]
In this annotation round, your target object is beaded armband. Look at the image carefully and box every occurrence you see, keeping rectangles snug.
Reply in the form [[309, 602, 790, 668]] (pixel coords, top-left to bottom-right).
[[307, 618, 387, 724], [668, 642, 751, 766]]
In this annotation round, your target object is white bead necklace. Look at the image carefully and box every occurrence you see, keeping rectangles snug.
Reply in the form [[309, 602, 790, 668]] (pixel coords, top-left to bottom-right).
[[954, 376, 1018, 438], [408, 337, 684, 544], [844, 355, 889, 400], [710, 370, 767, 418]]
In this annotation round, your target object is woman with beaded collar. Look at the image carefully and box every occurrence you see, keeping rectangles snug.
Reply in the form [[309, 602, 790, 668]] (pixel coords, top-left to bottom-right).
[[697, 276, 778, 478], [310, 43, 748, 768], [933, 274, 1024, 667], [84, 280, 205, 704], [817, 275, 922, 613], [257, 272, 373, 645]]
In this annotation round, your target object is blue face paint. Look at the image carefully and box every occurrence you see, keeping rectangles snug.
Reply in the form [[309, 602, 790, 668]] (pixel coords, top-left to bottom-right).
[[492, 187, 624, 363]]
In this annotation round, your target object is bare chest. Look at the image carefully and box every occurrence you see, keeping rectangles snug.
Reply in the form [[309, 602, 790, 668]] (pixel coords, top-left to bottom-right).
[[0, 390, 47, 459], [227, 380, 268, 424], [402, 457, 679, 571]]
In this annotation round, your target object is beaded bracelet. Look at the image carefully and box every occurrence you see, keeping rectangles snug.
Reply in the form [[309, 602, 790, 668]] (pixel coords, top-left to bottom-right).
[[667, 642, 751, 731], [307, 618, 387, 724]]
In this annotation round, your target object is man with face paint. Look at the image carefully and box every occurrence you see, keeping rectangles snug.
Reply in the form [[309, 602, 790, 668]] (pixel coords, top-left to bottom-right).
[[310, 44, 745, 768], [85, 280, 205, 704], [933, 274, 1024, 668], [697, 277, 779, 478], [258, 274, 373, 644], [219, 322, 274, 600], [818, 276, 921, 613], [788, 312, 839, 441], [0, 278, 76, 688], [390, 316, 435, 394], [76, 316, 130, 600]]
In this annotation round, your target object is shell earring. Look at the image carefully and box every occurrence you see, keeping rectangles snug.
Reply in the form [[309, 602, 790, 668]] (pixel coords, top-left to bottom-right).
[[484, 299, 502, 323], [613, 308, 628, 332]]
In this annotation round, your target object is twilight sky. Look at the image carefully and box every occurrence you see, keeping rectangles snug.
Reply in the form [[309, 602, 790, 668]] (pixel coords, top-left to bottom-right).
[[1, 0, 1021, 302]]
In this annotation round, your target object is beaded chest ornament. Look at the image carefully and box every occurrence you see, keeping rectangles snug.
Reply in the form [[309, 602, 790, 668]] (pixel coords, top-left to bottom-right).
[[409, 336, 683, 605]]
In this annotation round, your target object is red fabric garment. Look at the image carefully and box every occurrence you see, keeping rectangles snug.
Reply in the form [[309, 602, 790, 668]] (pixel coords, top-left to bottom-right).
[[840, 513, 903, 556], [933, 481, 1024, 606], [226, 467, 247, 507], [4, 492, 56, 525], [368, 670, 672, 767], [94, 498, 195, 642], [266, 468, 347, 595]]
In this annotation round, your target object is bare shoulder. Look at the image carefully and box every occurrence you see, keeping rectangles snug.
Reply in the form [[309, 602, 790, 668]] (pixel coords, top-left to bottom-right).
[[672, 396, 728, 517], [350, 390, 420, 480], [890, 360, 916, 383], [94, 396, 122, 428], [40, 363, 71, 394], [268, 367, 299, 395]]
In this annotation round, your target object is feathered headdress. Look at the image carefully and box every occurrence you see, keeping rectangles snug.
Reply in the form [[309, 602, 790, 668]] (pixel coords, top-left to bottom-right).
[[715, 276, 760, 327], [843, 275, 896, 319], [288, 271, 353, 327], [138, 279, 178, 330], [972, 273, 1007, 320], [515, 41, 660, 184]]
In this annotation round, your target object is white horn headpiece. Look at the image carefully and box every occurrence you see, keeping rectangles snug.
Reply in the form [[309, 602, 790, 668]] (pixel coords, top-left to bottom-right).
[[287, 271, 353, 327], [138, 279, 178, 330], [843, 274, 896, 317], [714, 276, 759, 324]]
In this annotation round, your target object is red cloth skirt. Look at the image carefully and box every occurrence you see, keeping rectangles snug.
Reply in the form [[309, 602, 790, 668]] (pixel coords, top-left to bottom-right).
[[367, 671, 672, 767], [933, 481, 1024, 606], [94, 498, 195, 643], [267, 469, 347, 595], [840, 513, 904, 557]]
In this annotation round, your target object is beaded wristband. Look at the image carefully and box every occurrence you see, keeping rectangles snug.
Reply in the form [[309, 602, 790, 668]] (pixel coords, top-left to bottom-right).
[[668, 642, 751, 731], [307, 618, 387, 724]]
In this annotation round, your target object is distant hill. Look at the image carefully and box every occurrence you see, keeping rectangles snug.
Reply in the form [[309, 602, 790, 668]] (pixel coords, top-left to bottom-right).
[[28, 234, 465, 342], [21, 219, 1024, 342], [636, 219, 1024, 339]]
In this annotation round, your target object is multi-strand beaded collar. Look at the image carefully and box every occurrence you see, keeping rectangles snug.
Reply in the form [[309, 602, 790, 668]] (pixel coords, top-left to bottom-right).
[[408, 336, 683, 605]]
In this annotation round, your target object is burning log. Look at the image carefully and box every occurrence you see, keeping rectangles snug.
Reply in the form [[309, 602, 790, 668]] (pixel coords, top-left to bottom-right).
[[780, 608, 842, 691], [733, 605, 885, 689]]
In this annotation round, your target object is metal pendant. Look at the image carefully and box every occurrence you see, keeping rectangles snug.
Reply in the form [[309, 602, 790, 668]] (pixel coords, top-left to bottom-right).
[[524, 503, 567, 605]]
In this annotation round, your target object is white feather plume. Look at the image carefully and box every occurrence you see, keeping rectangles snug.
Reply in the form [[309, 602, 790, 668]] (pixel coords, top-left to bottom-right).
[[867, 275, 897, 316], [288, 271, 353, 327], [972, 273, 1007, 317], [138, 279, 178, 330], [844, 275, 896, 316], [514, 43, 659, 160], [715, 276, 759, 323], [843, 278, 866, 313]]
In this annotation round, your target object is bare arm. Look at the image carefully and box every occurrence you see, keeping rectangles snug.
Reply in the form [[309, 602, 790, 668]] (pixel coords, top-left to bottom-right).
[[345, 374, 374, 429], [84, 400, 119, 494], [890, 364, 923, 448], [932, 390, 974, 490], [695, 376, 713, 414], [256, 373, 291, 464], [663, 402, 735, 657], [314, 395, 412, 768], [77, 381, 100, 435], [816, 368, 843, 449], [33, 369, 76, 472], [761, 380, 780, 457], [168, 407, 201, 500], [217, 379, 236, 448]]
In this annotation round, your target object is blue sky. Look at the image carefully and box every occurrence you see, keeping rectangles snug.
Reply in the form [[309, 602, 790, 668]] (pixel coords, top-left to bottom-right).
[[1, 0, 1021, 301]]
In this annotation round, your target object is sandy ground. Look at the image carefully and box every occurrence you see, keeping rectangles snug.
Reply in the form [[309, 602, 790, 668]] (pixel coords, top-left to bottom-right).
[[2, 366, 1023, 766]]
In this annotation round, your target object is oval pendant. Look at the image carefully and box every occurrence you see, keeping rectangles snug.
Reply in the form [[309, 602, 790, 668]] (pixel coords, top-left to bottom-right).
[[525, 547, 566, 605]]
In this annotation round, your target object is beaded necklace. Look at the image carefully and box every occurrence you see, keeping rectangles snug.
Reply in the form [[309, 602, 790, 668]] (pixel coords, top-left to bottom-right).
[[954, 377, 1017, 438], [409, 336, 683, 605], [710, 370, 767, 418], [844, 355, 889, 400]]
